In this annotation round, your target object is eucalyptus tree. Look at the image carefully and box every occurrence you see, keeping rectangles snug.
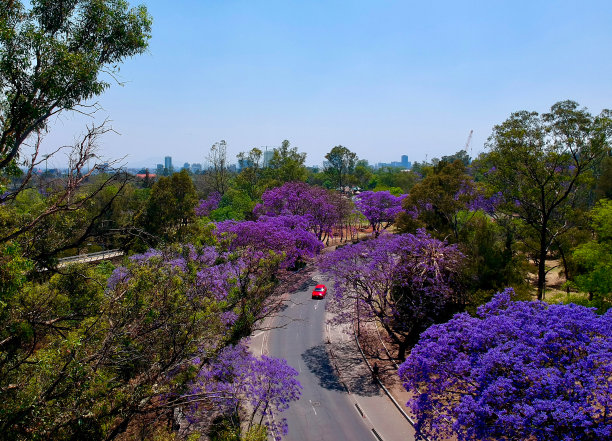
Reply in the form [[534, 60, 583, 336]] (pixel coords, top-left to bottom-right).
[[0, 0, 152, 170], [483, 100, 611, 299]]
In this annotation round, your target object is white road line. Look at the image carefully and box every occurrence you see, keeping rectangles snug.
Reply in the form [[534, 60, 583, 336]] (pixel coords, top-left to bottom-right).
[[309, 400, 317, 415], [252, 331, 264, 338]]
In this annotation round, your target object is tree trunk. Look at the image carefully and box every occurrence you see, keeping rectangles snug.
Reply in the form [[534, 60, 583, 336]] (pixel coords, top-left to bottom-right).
[[537, 223, 548, 300]]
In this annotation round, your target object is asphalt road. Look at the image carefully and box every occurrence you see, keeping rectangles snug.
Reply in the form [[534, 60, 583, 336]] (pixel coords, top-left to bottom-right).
[[252, 278, 415, 441]]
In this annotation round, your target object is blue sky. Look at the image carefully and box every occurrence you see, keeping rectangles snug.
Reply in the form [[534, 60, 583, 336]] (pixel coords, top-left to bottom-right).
[[42, 0, 612, 168]]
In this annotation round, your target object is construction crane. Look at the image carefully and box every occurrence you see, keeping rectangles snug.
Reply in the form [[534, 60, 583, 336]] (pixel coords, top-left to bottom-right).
[[465, 130, 473, 154]]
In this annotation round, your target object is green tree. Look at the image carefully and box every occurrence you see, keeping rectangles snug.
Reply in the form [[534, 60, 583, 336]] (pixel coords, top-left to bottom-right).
[[236, 148, 264, 200], [141, 170, 197, 243], [483, 100, 611, 300], [0, 0, 152, 170], [353, 160, 374, 189], [397, 160, 476, 241], [206, 140, 232, 196], [210, 188, 256, 222], [324, 145, 357, 189], [266, 140, 308, 184], [572, 199, 612, 310]]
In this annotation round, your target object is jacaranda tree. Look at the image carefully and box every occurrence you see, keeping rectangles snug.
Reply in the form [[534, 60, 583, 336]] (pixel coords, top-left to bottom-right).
[[319, 230, 464, 360], [353, 190, 406, 236], [399, 289, 612, 441], [255, 182, 341, 241], [185, 343, 302, 440], [215, 215, 323, 269]]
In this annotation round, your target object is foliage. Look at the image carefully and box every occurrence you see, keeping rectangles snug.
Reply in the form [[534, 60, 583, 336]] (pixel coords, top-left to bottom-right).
[[205, 140, 232, 196], [399, 289, 612, 441], [266, 140, 308, 184], [195, 191, 222, 217], [482, 100, 612, 299], [215, 215, 323, 269], [0, 0, 152, 169], [236, 148, 264, 200], [319, 230, 465, 360], [353, 190, 406, 236], [0, 232, 301, 439], [255, 182, 342, 241], [397, 160, 497, 242], [572, 199, 612, 310], [141, 169, 197, 243], [458, 213, 531, 308], [211, 188, 256, 222], [186, 344, 301, 441], [324, 145, 358, 189]]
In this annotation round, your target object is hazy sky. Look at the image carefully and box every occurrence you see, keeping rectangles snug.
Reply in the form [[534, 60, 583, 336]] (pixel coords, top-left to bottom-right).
[[41, 0, 612, 169]]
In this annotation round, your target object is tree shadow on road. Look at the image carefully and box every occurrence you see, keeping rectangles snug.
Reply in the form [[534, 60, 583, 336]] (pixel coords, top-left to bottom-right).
[[330, 339, 380, 397], [301, 344, 345, 392]]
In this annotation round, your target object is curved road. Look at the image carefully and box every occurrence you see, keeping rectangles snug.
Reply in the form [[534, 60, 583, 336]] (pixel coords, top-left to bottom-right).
[[252, 277, 415, 441]]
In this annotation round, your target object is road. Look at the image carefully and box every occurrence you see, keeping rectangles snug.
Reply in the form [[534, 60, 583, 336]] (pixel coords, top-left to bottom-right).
[[251, 276, 416, 441]]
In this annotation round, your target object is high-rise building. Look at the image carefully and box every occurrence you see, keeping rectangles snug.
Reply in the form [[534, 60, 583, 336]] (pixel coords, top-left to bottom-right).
[[191, 163, 202, 173], [263, 148, 275, 167], [401, 155, 409, 167], [164, 156, 173, 173], [156, 164, 164, 175]]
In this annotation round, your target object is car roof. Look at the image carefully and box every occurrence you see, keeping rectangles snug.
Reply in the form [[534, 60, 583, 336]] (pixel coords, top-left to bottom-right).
[[314, 284, 326, 289]]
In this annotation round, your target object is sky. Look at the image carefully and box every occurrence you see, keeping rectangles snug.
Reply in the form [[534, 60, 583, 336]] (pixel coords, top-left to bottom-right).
[[40, 0, 612, 169]]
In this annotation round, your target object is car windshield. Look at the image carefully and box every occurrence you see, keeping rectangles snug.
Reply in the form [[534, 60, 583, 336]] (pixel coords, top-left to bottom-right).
[[314, 288, 324, 291]]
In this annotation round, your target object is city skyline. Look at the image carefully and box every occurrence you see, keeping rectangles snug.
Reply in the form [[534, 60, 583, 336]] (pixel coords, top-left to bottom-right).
[[35, 1, 612, 170]]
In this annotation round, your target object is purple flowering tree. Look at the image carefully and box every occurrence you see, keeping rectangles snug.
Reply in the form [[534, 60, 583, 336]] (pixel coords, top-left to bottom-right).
[[353, 190, 407, 236], [399, 289, 612, 441], [195, 192, 222, 217], [254, 182, 341, 241], [186, 344, 302, 440], [319, 230, 464, 360], [215, 215, 323, 269]]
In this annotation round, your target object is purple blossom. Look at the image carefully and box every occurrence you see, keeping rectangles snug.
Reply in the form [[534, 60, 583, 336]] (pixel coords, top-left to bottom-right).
[[353, 190, 407, 235], [186, 344, 302, 439], [255, 182, 342, 240], [215, 216, 323, 268], [129, 248, 162, 263], [399, 289, 612, 440], [107, 266, 130, 290], [319, 230, 464, 359], [195, 192, 222, 217], [467, 191, 503, 214], [221, 311, 239, 326]]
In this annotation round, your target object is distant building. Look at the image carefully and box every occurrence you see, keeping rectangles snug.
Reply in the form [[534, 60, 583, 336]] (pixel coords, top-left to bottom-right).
[[164, 156, 173, 173], [182, 162, 190, 171], [375, 154, 411, 170], [156, 164, 164, 175], [263, 148, 275, 167], [190, 163, 202, 173]]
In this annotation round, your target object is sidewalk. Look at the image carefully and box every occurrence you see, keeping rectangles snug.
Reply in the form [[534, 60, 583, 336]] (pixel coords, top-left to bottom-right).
[[354, 318, 417, 421], [325, 317, 416, 441]]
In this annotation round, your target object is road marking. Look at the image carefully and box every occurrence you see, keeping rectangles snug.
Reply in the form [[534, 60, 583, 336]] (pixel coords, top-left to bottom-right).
[[252, 331, 264, 338], [309, 400, 317, 415]]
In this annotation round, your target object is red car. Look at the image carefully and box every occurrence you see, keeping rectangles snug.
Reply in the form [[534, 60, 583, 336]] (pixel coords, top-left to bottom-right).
[[312, 284, 327, 299]]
